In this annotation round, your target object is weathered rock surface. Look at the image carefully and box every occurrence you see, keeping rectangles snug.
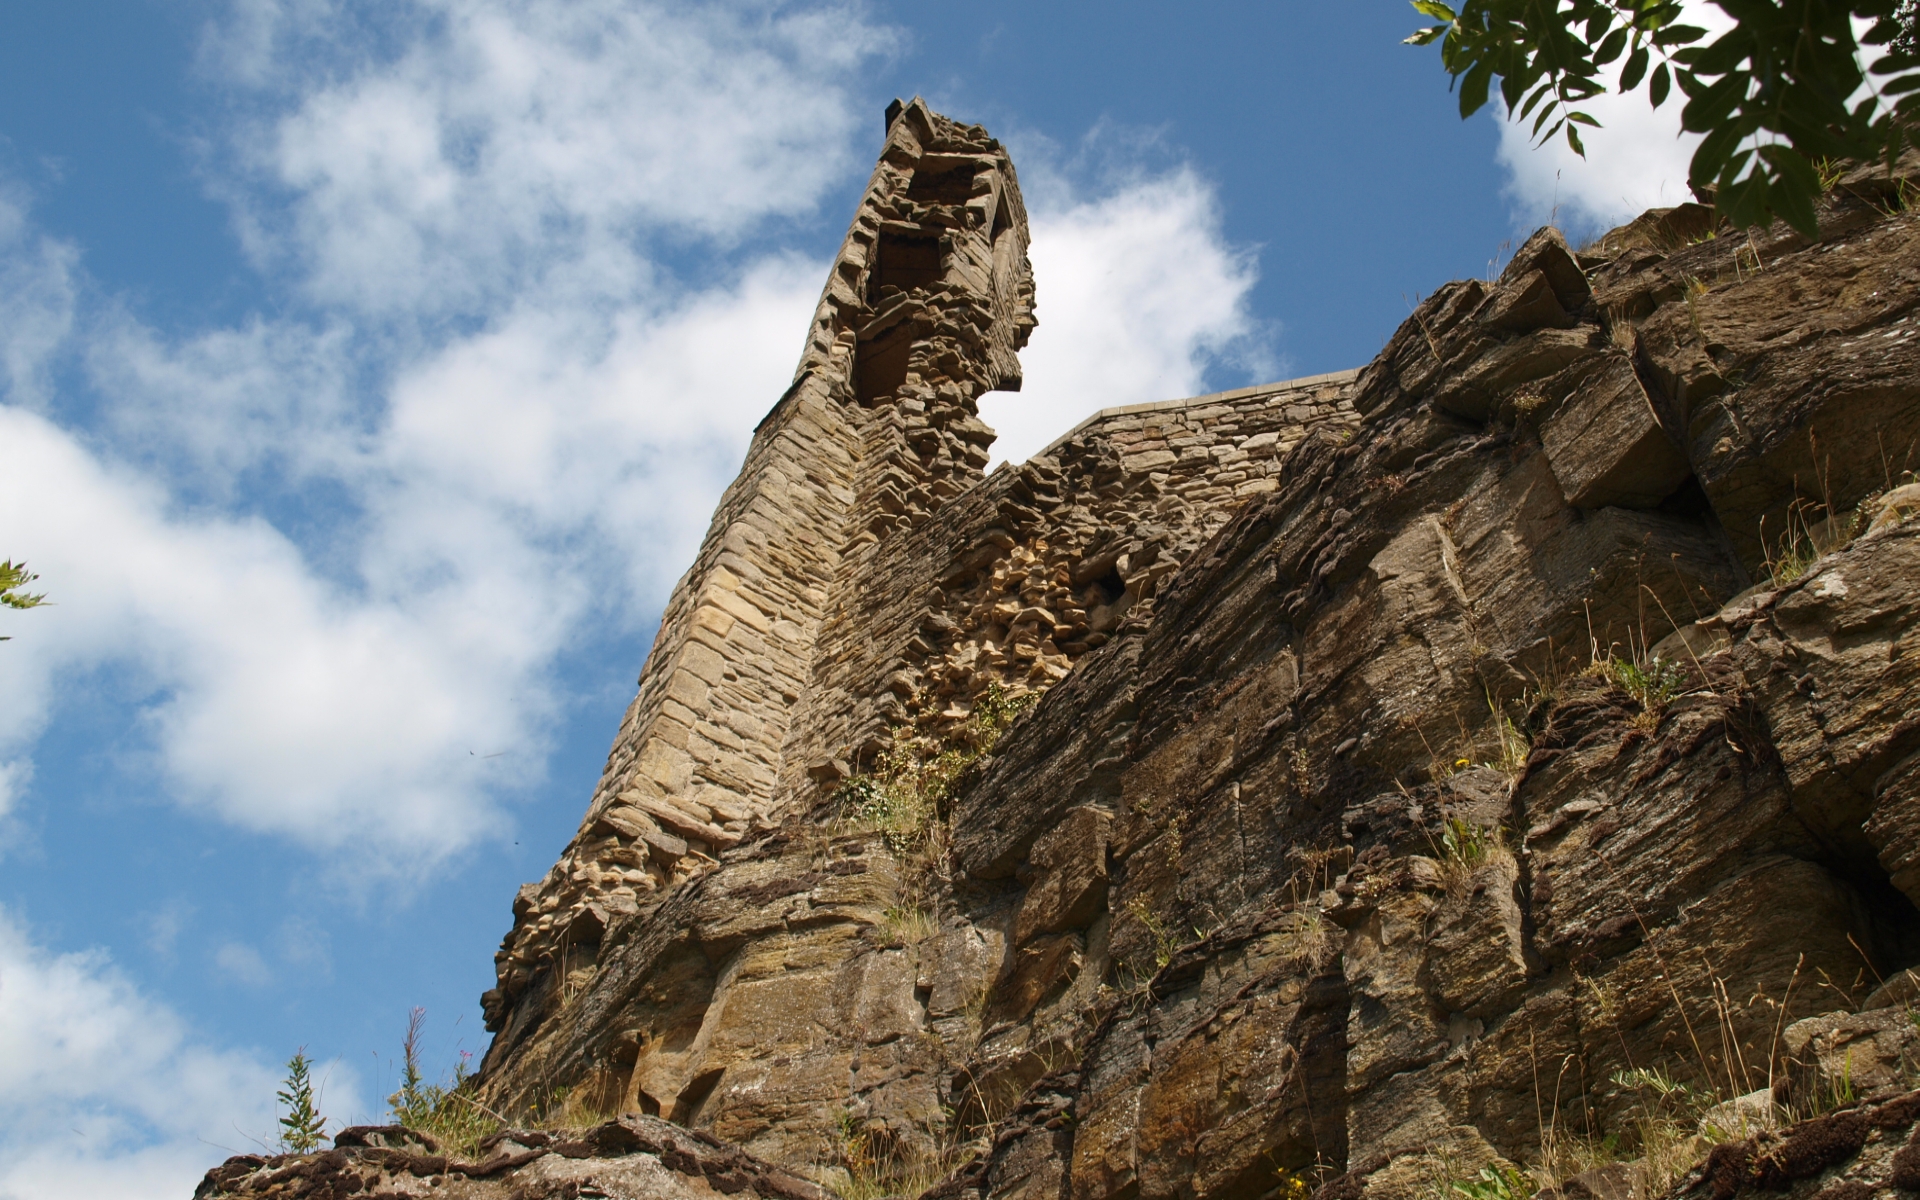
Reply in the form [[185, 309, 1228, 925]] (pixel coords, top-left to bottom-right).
[[360, 108, 1920, 1200], [194, 1118, 835, 1199]]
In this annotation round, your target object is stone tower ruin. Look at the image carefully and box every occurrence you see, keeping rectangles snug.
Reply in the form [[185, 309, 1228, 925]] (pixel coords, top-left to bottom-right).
[[474, 99, 1357, 1157], [480, 98, 1037, 1034]]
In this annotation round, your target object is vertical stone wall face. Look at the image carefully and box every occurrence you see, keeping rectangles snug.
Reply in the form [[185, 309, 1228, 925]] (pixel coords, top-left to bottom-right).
[[481, 100, 1037, 1035], [781, 370, 1360, 805]]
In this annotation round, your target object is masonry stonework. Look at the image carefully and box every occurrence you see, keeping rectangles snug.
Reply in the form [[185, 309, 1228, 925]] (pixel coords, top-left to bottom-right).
[[481, 99, 1039, 1034], [302, 108, 1920, 1200]]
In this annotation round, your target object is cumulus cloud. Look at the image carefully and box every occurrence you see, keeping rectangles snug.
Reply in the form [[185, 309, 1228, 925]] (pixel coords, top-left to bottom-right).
[[224, 0, 892, 317], [1493, 5, 1737, 238], [1494, 90, 1703, 238], [0, 0, 873, 878], [0, 907, 350, 1200], [0, 188, 79, 409], [979, 167, 1268, 466], [0, 759, 28, 847], [0, 256, 822, 870], [0, 0, 1273, 887]]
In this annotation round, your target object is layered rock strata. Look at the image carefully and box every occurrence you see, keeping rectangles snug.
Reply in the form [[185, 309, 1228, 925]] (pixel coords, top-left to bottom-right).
[[449, 111, 1920, 1200]]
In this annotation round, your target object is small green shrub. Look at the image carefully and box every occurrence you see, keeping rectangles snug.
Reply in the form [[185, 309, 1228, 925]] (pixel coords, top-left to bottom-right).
[[1441, 817, 1493, 870], [1607, 656, 1685, 715], [1127, 895, 1181, 972], [276, 1049, 328, 1153], [834, 686, 1032, 841], [1449, 1165, 1535, 1200]]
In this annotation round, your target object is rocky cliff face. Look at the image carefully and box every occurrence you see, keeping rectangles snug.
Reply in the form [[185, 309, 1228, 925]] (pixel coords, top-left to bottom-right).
[[199, 110, 1920, 1200]]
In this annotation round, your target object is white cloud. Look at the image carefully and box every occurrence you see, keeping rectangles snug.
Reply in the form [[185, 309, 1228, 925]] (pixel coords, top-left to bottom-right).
[[1493, 6, 1737, 237], [0, 0, 1275, 887], [1494, 90, 1703, 237], [226, 0, 892, 317], [0, 0, 865, 879], [0, 760, 27, 848], [980, 167, 1268, 466], [0, 188, 79, 410], [0, 252, 822, 874], [0, 906, 354, 1200], [143, 901, 192, 960], [216, 942, 276, 987]]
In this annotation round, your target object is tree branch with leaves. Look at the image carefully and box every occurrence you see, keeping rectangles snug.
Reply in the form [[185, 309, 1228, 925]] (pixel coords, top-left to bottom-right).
[[1407, 0, 1920, 235], [0, 561, 45, 641]]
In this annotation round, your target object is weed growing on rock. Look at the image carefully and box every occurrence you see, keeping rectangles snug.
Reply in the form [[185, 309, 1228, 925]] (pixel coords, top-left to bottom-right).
[[831, 1110, 959, 1200], [834, 685, 1033, 848], [1442, 816, 1492, 867], [1683, 275, 1711, 338], [385, 1008, 501, 1157], [1273, 1166, 1313, 1200], [1484, 692, 1533, 775], [1607, 656, 1686, 719], [1448, 1164, 1536, 1200], [879, 904, 938, 945], [1277, 908, 1335, 971], [1610, 1067, 1716, 1198], [833, 684, 1035, 921], [1127, 895, 1181, 972], [1433, 817, 1515, 897], [275, 1049, 328, 1153], [1289, 746, 1313, 796], [529, 1080, 617, 1133], [1762, 503, 1835, 587]]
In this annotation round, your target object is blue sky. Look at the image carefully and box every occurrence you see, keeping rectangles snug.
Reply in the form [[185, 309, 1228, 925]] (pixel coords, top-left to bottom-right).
[[0, 3, 1700, 1196]]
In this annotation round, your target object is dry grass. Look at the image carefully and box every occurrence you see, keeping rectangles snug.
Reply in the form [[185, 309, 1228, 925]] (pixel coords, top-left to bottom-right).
[[830, 1110, 971, 1200], [879, 904, 939, 946]]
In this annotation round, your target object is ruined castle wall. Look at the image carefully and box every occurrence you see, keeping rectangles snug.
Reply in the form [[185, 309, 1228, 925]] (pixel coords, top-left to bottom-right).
[[482, 100, 1038, 1040], [778, 370, 1360, 805]]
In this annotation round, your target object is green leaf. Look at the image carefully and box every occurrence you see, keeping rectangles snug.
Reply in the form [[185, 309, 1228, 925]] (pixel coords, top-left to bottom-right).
[[1759, 144, 1823, 236], [1460, 60, 1495, 118], [1651, 62, 1672, 107], [1652, 23, 1707, 46], [1567, 110, 1601, 127], [1682, 72, 1746, 133], [1519, 78, 1557, 121], [1720, 171, 1770, 229], [1405, 25, 1448, 45], [1410, 0, 1457, 20], [1594, 27, 1631, 65], [1691, 122, 1746, 189], [1621, 46, 1651, 90], [1567, 122, 1587, 156]]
